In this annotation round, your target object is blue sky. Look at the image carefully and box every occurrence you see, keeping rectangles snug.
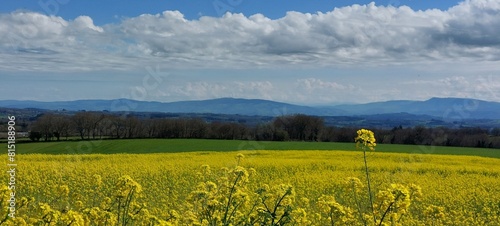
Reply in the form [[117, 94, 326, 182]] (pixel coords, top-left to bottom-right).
[[1, 1, 460, 23], [1, 0, 500, 105]]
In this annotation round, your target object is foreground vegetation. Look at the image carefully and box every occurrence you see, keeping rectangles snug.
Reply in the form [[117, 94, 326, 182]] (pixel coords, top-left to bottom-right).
[[2, 150, 499, 225]]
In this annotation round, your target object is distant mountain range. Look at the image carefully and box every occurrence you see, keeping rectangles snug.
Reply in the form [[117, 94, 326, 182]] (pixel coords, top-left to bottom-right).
[[330, 97, 500, 120], [1, 97, 499, 119]]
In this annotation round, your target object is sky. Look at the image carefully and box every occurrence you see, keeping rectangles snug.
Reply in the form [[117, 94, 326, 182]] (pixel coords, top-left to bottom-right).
[[1, 0, 499, 105]]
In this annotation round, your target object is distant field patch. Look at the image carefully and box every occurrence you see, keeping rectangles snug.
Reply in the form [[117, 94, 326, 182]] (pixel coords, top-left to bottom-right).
[[15, 138, 500, 158]]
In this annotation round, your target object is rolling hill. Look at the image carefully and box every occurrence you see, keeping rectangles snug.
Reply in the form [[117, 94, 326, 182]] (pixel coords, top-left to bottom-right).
[[0, 98, 345, 116], [1, 97, 499, 119], [331, 97, 500, 119]]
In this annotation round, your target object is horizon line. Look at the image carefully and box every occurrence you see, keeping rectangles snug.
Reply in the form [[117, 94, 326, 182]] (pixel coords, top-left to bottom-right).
[[0, 96, 497, 106]]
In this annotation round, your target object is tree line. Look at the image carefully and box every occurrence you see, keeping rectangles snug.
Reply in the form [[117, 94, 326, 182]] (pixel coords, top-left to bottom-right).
[[28, 111, 500, 148]]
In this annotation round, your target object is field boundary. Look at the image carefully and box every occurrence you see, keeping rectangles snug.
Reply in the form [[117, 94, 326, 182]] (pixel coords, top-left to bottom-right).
[[15, 138, 500, 158]]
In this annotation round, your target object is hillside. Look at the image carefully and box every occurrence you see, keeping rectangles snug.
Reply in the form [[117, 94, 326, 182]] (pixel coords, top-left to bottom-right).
[[332, 97, 500, 119], [1, 97, 499, 119]]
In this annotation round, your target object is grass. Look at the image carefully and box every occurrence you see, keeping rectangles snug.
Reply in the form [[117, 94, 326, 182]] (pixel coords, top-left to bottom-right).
[[14, 138, 500, 158]]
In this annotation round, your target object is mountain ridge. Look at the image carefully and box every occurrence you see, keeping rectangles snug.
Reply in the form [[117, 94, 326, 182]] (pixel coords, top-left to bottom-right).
[[0, 97, 499, 119]]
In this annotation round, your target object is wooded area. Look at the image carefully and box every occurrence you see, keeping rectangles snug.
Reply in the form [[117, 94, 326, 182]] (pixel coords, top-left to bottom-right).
[[26, 112, 500, 148]]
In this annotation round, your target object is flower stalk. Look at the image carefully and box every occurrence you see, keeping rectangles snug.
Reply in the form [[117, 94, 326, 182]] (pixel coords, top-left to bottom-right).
[[355, 129, 377, 224]]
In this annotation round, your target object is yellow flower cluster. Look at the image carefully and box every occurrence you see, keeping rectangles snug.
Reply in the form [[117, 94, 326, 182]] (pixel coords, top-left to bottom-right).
[[317, 195, 355, 225], [0, 150, 499, 225], [355, 129, 377, 151]]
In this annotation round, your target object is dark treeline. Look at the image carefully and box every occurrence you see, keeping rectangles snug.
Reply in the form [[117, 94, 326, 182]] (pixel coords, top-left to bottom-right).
[[28, 112, 500, 148]]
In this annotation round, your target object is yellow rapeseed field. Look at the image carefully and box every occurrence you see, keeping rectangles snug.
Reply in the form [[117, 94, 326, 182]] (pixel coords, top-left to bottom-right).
[[1, 150, 500, 225]]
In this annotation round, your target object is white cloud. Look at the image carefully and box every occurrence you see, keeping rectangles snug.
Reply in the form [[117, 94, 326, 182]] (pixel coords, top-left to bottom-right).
[[72, 16, 103, 32], [398, 75, 500, 102], [296, 78, 351, 92], [292, 78, 356, 104], [163, 80, 275, 101], [173, 82, 228, 99], [159, 78, 358, 104], [0, 0, 499, 72], [234, 81, 274, 99]]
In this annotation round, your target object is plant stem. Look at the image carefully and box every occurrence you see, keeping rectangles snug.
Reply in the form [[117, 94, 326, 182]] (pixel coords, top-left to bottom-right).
[[363, 147, 376, 224], [378, 193, 401, 226], [352, 183, 367, 226], [222, 171, 242, 225]]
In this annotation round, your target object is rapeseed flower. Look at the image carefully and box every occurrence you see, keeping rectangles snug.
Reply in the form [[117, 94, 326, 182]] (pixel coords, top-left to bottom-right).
[[355, 129, 376, 151]]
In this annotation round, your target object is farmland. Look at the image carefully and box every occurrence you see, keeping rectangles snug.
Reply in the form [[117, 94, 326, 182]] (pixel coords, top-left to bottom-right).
[[14, 138, 500, 158], [1, 139, 499, 225]]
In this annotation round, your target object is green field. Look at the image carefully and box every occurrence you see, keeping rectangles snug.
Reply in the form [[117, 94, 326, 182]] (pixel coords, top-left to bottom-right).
[[15, 138, 500, 158]]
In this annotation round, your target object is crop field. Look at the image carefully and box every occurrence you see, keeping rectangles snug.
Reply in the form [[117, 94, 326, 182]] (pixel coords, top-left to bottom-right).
[[1, 139, 500, 225], [14, 138, 500, 158]]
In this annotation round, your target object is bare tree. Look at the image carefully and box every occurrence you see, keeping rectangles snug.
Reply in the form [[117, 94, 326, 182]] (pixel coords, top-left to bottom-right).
[[89, 112, 105, 139], [32, 113, 54, 141], [71, 112, 105, 140], [106, 115, 126, 139], [273, 114, 324, 141], [124, 116, 142, 138], [52, 114, 71, 141], [184, 118, 207, 138], [143, 118, 158, 138]]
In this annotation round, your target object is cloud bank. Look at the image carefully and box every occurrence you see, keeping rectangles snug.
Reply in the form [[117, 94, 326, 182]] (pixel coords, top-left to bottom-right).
[[1, 0, 499, 72]]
